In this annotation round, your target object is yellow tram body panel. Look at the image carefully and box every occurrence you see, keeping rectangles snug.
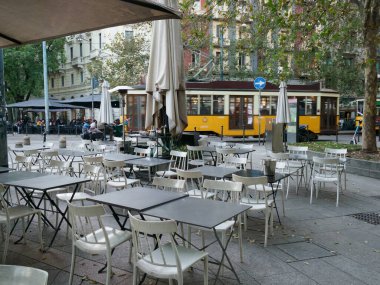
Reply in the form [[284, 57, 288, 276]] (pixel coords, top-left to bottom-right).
[[298, 116, 320, 134]]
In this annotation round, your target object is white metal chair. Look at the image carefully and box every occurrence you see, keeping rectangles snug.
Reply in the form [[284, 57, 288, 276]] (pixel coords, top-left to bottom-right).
[[128, 212, 208, 285], [287, 146, 309, 188], [39, 150, 60, 172], [223, 156, 247, 169], [325, 148, 347, 191], [125, 147, 151, 174], [310, 157, 340, 207], [68, 203, 132, 285], [156, 150, 187, 178], [23, 150, 41, 172], [152, 177, 186, 193], [103, 160, 140, 192], [176, 169, 215, 199], [0, 184, 43, 263], [187, 145, 211, 168], [232, 174, 274, 247], [188, 180, 244, 263], [0, 265, 48, 285], [235, 143, 254, 169], [215, 148, 235, 166]]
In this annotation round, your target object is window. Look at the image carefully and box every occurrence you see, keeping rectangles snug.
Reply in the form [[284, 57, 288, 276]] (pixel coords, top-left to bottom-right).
[[61, 76, 65, 87], [260, 96, 277, 115], [298, 96, 317, 115], [80, 71, 84, 83], [89, 38, 92, 51], [71, 74, 74, 85], [238, 53, 246, 67], [70, 47, 73, 60], [79, 43, 83, 57], [213, 95, 224, 114], [125, 30, 133, 39], [200, 96, 211, 115], [229, 95, 253, 129], [99, 33, 102, 49], [51, 78, 54, 88], [187, 95, 199, 115], [215, 51, 221, 64], [191, 51, 200, 66]]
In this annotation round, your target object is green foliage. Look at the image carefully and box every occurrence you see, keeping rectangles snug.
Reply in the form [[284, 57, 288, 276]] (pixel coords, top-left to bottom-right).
[[4, 38, 65, 103], [87, 32, 149, 88], [291, 141, 362, 153]]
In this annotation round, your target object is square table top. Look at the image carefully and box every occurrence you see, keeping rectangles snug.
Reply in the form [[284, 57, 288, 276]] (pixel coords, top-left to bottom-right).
[[104, 153, 141, 161], [4, 173, 90, 190], [87, 187, 188, 212], [58, 149, 101, 157], [128, 157, 171, 167], [230, 169, 288, 184], [9, 145, 49, 152], [0, 167, 10, 173], [142, 197, 250, 229], [195, 165, 240, 179], [0, 171, 49, 184]]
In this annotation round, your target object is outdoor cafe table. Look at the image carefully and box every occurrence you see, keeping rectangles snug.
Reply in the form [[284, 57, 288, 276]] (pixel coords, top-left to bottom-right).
[[142, 197, 251, 283], [195, 165, 240, 179], [103, 153, 141, 162], [202, 146, 255, 165], [127, 157, 172, 182], [0, 167, 10, 173], [1, 172, 90, 248], [87, 187, 188, 229]]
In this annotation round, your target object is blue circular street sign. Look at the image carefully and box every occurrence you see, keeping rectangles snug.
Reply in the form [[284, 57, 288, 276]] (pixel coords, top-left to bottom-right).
[[254, 77, 266, 90]]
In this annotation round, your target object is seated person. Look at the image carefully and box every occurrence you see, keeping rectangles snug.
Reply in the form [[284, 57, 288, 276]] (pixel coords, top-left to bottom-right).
[[89, 122, 104, 141], [81, 121, 91, 139]]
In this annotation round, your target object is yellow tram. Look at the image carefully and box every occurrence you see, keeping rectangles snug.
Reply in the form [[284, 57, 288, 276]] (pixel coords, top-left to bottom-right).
[[184, 81, 340, 136], [355, 97, 380, 130]]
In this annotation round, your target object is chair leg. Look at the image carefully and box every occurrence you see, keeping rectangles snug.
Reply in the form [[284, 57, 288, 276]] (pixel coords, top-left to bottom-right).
[[132, 265, 138, 285], [106, 250, 112, 285], [38, 212, 44, 251], [187, 225, 192, 248], [204, 255, 209, 285], [336, 181, 340, 207], [69, 245, 76, 285], [244, 212, 248, 231], [310, 180, 314, 204], [2, 225, 10, 264], [264, 209, 269, 247], [238, 215, 243, 263], [280, 187, 285, 217], [128, 240, 132, 263]]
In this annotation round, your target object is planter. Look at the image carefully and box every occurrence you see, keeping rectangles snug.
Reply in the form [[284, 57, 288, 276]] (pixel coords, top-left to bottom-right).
[[308, 151, 380, 179]]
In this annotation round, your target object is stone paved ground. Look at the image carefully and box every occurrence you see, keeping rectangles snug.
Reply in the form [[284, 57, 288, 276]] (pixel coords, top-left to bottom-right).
[[2, 134, 380, 284]]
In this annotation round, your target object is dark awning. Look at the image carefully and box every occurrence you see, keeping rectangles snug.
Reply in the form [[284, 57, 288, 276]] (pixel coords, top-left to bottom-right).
[[0, 0, 180, 48], [6, 98, 84, 109], [59, 95, 119, 108]]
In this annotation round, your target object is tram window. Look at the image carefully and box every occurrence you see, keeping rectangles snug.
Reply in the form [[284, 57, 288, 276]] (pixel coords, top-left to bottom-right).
[[260, 96, 277, 115], [187, 95, 199, 115], [307, 96, 317, 115], [213, 95, 224, 114], [357, 100, 364, 114], [200, 96, 211, 115], [298, 96, 306, 115]]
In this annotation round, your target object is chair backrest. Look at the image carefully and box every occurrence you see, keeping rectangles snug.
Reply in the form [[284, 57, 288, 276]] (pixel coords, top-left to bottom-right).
[[215, 148, 235, 165], [102, 159, 126, 182], [0, 265, 49, 285], [312, 156, 339, 178], [128, 212, 181, 274], [68, 202, 110, 249], [269, 152, 290, 172], [14, 155, 32, 171], [40, 149, 59, 168], [288, 146, 308, 160], [134, 147, 150, 157], [232, 174, 270, 205], [82, 164, 103, 195], [152, 177, 186, 192], [44, 142, 55, 148], [83, 155, 104, 166], [187, 145, 204, 164], [45, 159, 71, 175], [168, 150, 187, 172], [203, 179, 242, 202], [176, 169, 204, 196], [93, 144, 108, 153], [235, 143, 254, 150], [325, 148, 347, 163]]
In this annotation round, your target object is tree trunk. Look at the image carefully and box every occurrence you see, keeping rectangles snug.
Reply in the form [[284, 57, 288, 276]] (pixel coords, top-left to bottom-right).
[[362, 0, 379, 153]]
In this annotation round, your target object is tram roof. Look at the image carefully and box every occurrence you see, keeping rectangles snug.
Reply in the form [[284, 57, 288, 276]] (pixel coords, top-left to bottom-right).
[[185, 80, 324, 92]]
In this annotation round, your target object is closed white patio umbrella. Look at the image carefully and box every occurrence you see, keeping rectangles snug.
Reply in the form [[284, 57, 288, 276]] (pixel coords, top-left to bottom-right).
[[276, 81, 291, 124], [99, 80, 113, 124], [145, 0, 187, 135]]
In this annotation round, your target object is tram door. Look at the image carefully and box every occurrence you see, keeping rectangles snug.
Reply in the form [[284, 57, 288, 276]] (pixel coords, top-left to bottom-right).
[[229, 96, 253, 129], [320, 97, 337, 134], [127, 95, 146, 131]]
